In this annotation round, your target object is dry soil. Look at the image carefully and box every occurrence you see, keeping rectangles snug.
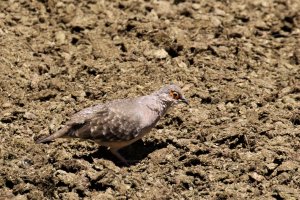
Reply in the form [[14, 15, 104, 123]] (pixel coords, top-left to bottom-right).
[[0, 0, 299, 199]]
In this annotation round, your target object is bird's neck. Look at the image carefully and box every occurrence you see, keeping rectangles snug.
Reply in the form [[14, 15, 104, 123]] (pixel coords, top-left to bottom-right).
[[147, 96, 172, 117]]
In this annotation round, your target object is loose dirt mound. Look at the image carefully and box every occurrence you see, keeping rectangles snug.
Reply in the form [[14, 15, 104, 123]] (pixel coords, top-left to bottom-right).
[[0, 0, 299, 199]]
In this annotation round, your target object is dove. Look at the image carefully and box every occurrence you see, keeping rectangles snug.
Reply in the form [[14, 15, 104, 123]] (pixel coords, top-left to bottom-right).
[[36, 84, 188, 164]]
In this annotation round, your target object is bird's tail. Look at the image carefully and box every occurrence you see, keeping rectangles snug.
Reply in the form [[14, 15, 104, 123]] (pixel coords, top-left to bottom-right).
[[35, 126, 70, 144]]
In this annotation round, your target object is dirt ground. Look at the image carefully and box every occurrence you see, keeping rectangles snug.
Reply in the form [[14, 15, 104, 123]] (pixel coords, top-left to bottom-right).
[[0, 0, 299, 199]]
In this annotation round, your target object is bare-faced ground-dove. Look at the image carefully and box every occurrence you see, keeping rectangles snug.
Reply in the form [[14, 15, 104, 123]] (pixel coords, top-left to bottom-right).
[[36, 84, 188, 164]]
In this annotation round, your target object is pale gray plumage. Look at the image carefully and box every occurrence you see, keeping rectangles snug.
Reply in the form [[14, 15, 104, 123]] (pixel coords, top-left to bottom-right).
[[36, 84, 188, 164]]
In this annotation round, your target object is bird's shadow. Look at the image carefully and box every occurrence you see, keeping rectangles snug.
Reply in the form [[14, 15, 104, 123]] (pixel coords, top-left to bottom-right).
[[73, 139, 168, 167]]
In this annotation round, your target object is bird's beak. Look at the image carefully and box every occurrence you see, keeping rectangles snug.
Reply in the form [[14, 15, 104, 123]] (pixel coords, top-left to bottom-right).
[[180, 97, 189, 105]]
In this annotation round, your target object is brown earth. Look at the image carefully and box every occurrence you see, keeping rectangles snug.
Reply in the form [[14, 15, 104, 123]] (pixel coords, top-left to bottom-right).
[[0, 0, 299, 199]]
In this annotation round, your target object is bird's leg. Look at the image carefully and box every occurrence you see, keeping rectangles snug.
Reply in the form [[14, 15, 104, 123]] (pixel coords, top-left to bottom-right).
[[110, 148, 129, 166]]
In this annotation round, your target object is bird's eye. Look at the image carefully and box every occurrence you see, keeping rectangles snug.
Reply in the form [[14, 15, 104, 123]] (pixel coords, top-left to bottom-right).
[[170, 91, 180, 100]]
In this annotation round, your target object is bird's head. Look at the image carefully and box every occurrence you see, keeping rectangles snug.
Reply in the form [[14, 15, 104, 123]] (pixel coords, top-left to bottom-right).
[[154, 84, 189, 105]]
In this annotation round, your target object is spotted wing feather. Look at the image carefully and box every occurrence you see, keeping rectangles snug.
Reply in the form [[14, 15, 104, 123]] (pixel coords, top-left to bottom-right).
[[68, 105, 141, 142]]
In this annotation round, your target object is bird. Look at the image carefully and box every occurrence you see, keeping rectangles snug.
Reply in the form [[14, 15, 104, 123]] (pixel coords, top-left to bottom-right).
[[36, 84, 188, 165]]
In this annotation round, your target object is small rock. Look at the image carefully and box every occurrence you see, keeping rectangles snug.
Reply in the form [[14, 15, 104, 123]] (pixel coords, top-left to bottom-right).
[[165, 154, 173, 161], [23, 112, 36, 120], [282, 96, 296, 104], [280, 87, 292, 96], [177, 61, 187, 68], [277, 172, 291, 184], [217, 103, 226, 111], [210, 16, 222, 27], [66, 4, 76, 14], [274, 185, 299, 199], [174, 138, 191, 147], [228, 26, 250, 38], [265, 163, 278, 171], [61, 52, 71, 61], [249, 172, 265, 182], [255, 20, 269, 30], [54, 170, 77, 186], [60, 192, 79, 200], [2, 102, 12, 108], [226, 102, 234, 108], [277, 161, 298, 172], [214, 8, 226, 16], [153, 49, 169, 59], [192, 4, 201, 10], [30, 74, 40, 89], [55, 31, 66, 45], [156, 1, 174, 17], [239, 174, 249, 182], [90, 193, 114, 200]]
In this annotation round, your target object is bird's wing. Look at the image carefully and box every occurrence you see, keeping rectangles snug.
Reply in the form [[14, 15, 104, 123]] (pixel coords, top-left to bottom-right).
[[36, 104, 107, 143], [67, 103, 141, 142], [66, 104, 105, 125]]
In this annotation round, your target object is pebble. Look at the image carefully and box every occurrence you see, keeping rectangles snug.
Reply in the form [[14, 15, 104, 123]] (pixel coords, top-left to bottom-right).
[[55, 31, 66, 45], [3, 102, 12, 108], [23, 112, 36, 120], [153, 49, 169, 59], [249, 172, 265, 182]]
